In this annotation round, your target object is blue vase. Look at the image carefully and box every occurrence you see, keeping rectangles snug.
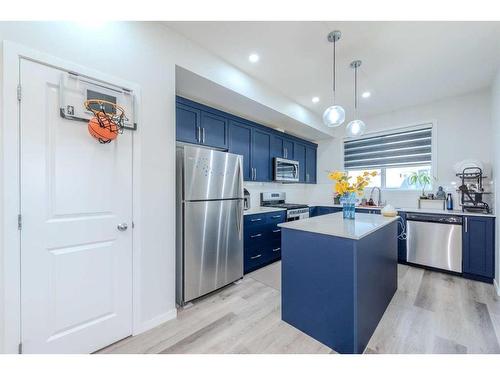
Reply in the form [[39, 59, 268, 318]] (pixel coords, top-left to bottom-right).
[[340, 192, 356, 220]]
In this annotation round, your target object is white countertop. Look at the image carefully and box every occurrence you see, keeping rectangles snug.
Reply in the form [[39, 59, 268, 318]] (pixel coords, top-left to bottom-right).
[[278, 212, 399, 240], [307, 202, 495, 218], [243, 207, 286, 216]]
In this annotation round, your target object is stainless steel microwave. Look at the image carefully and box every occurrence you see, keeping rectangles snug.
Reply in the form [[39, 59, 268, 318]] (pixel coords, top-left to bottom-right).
[[274, 157, 300, 182]]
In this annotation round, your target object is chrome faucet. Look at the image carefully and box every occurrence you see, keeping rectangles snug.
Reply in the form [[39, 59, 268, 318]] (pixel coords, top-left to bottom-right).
[[369, 187, 382, 207]]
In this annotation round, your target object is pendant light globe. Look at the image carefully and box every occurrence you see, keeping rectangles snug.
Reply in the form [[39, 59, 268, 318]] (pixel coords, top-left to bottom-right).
[[346, 119, 366, 137], [323, 105, 346, 127], [323, 30, 345, 127]]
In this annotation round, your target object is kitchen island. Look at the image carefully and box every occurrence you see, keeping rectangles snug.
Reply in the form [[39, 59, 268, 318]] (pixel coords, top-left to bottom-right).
[[278, 212, 399, 354]]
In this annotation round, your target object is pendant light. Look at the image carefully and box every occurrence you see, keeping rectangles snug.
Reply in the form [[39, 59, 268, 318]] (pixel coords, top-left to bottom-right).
[[322, 30, 345, 127], [346, 60, 366, 137]]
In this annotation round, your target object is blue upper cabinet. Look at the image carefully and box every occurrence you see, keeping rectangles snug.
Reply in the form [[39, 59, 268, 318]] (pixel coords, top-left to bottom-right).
[[272, 135, 294, 160], [463, 216, 495, 281], [176, 103, 201, 144], [305, 146, 317, 184], [176, 96, 318, 184], [252, 129, 272, 182], [294, 142, 306, 183], [228, 120, 252, 181], [200, 111, 227, 149]]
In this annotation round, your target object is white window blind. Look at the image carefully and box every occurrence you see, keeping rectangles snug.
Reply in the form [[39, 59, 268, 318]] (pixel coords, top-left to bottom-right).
[[344, 125, 432, 170]]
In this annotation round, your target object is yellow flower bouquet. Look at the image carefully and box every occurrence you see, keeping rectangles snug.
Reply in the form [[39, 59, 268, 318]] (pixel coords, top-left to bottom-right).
[[327, 170, 377, 196], [327, 171, 378, 219]]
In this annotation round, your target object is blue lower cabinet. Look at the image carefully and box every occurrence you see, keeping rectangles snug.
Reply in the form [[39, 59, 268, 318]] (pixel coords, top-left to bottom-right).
[[309, 206, 318, 217], [244, 211, 286, 274], [463, 216, 495, 282], [317, 206, 342, 216]]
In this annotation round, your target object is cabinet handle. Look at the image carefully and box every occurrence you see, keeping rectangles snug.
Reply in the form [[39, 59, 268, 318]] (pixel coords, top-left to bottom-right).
[[251, 254, 262, 259], [250, 233, 263, 238], [272, 247, 281, 252], [271, 215, 281, 219], [284, 148, 288, 158], [306, 173, 309, 182], [197, 126, 201, 142], [202, 127, 206, 143], [465, 217, 468, 232], [272, 229, 281, 233], [250, 218, 262, 222]]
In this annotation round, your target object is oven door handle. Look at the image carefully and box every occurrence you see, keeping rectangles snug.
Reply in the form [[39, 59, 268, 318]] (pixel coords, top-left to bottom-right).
[[293, 163, 299, 179]]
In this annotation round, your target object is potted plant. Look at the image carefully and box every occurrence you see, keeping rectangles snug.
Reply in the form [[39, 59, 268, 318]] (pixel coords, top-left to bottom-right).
[[408, 170, 434, 198], [328, 171, 377, 219]]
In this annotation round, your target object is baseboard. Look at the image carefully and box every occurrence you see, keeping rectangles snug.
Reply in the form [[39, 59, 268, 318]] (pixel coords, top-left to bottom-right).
[[494, 278, 500, 296], [133, 308, 177, 336]]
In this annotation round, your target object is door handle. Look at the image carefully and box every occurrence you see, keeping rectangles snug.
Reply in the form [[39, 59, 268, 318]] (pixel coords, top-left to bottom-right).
[[236, 200, 243, 239], [197, 126, 201, 142], [117, 223, 128, 231]]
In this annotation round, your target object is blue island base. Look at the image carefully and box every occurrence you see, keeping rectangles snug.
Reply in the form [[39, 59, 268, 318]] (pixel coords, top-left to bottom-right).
[[281, 222, 398, 354]]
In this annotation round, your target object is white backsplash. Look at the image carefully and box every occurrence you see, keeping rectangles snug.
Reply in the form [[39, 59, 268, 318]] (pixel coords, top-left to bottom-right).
[[244, 179, 494, 212]]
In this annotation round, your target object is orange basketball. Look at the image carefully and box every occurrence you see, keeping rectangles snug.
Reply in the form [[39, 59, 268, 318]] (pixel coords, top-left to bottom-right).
[[88, 113, 119, 143]]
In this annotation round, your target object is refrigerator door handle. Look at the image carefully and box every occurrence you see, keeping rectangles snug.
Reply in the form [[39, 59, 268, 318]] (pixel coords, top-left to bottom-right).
[[236, 199, 243, 239], [238, 156, 244, 198]]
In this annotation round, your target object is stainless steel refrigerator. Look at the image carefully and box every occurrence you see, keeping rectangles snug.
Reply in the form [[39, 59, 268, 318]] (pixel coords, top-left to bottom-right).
[[176, 145, 244, 306]]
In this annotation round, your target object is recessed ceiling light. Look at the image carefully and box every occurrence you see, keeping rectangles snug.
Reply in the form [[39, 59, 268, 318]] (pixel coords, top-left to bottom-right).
[[248, 53, 260, 63], [312, 97, 320, 103], [362, 91, 371, 98]]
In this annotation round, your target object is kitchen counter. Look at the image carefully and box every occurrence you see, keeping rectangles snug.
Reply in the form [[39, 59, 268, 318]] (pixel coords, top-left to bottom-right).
[[278, 212, 398, 240], [307, 202, 495, 217], [280, 210, 398, 353], [243, 206, 286, 216]]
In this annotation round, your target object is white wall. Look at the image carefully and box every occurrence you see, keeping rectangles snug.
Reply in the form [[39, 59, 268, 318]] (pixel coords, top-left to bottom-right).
[[0, 21, 320, 353], [322, 89, 493, 208], [492, 69, 500, 292], [245, 89, 494, 211]]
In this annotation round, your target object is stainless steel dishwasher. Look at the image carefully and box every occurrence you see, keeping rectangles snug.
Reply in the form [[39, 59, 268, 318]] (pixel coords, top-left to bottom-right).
[[406, 213, 463, 273]]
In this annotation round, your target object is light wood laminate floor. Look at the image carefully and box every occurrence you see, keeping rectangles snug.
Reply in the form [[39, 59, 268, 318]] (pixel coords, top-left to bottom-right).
[[99, 263, 500, 354]]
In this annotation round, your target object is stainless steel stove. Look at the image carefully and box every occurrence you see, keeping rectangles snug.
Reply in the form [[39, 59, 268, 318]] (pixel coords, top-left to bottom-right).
[[260, 192, 310, 221]]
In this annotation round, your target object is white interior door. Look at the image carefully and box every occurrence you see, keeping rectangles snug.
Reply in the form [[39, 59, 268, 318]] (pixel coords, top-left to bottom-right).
[[20, 59, 133, 353]]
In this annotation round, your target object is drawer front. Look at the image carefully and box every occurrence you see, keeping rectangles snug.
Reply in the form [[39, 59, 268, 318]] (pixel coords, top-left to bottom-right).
[[244, 213, 267, 226], [269, 224, 282, 240], [268, 239, 282, 260], [244, 246, 270, 273], [244, 224, 268, 250], [266, 211, 286, 224]]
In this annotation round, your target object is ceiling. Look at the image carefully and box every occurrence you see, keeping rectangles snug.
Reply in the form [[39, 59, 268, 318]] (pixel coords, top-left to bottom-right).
[[167, 21, 500, 119], [176, 66, 331, 140]]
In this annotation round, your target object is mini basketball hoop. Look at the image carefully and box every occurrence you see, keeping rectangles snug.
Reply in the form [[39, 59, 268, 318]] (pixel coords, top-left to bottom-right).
[[84, 99, 127, 144]]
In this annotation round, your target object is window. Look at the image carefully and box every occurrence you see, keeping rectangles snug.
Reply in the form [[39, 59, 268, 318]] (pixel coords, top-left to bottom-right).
[[345, 125, 433, 190]]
